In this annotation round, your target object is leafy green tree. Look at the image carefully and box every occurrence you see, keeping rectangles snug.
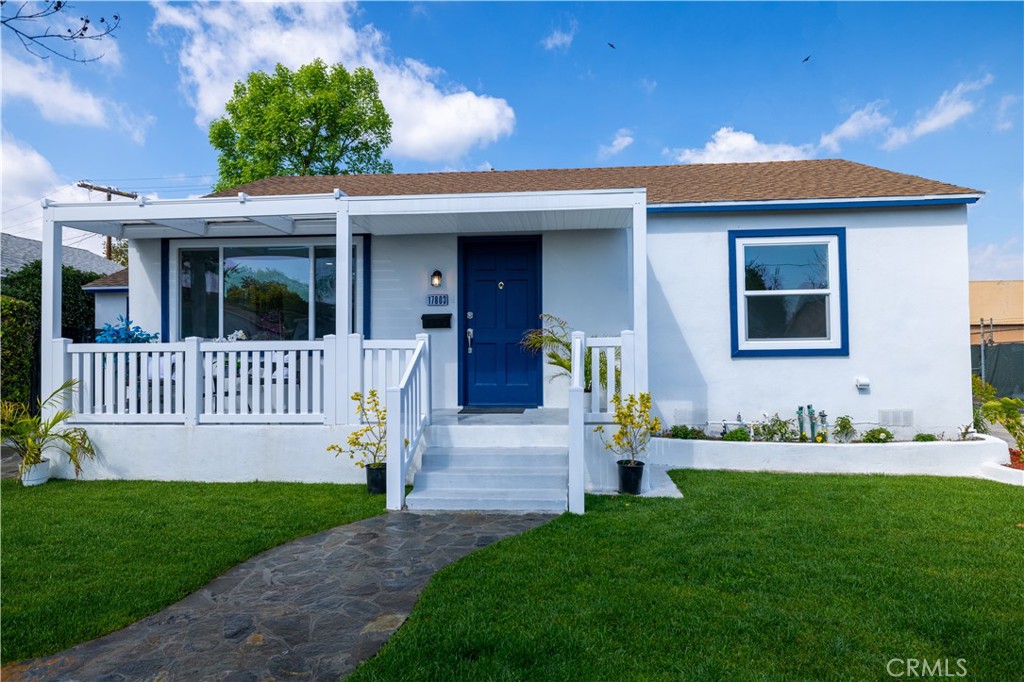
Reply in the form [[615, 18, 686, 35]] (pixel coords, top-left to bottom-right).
[[109, 238, 128, 266], [210, 59, 393, 192]]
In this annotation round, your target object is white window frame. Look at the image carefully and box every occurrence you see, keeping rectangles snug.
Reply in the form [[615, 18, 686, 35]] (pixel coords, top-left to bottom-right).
[[169, 236, 363, 341], [731, 231, 846, 355]]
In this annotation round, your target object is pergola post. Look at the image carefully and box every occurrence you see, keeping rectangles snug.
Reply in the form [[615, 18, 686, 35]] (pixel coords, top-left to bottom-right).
[[40, 210, 64, 414], [631, 191, 649, 394], [335, 202, 353, 424]]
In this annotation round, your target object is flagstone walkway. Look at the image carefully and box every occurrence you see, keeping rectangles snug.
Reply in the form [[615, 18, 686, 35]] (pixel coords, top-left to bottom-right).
[[3, 511, 555, 682]]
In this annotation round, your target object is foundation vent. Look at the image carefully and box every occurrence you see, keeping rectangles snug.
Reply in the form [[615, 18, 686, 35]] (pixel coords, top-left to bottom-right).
[[878, 409, 914, 428]]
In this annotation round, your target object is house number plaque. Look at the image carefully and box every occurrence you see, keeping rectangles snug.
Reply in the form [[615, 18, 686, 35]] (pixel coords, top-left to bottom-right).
[[426, 294, 449, 307]]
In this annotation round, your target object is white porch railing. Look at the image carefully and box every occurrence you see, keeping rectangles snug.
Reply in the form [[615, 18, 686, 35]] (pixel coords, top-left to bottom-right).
[[385, 334, 432, 511], [66, 341, 189, 423], [199, 340, 326, 423], [568, 330, 636, 514]]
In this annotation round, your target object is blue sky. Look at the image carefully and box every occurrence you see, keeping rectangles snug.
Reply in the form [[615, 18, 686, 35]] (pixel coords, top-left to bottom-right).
[[2, 1, 1021, 278]]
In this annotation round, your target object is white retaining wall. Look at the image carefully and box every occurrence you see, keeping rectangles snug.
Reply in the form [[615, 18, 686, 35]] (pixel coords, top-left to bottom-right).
[[644, 434, 1009, 479], [50, 424, 367, 483], [585, 433, 1012, 493]]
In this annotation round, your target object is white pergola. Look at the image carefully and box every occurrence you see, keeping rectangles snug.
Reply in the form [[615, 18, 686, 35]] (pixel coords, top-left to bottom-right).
[[40, 187, 649, 418]]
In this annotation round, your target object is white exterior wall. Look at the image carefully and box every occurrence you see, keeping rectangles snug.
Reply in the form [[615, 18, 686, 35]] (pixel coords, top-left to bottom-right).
[[646, 205, 973, 436], [51, 424, 368, 483], [127, 239, 163, 336], [370, 229, 630, 409], [541, 229, 631, 406], [92, 291, 128, 330], [370, 234, 459, 407]]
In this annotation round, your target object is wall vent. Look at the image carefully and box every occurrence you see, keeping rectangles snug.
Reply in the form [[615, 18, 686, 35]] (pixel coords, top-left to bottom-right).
[[878, 409, 914, 427]]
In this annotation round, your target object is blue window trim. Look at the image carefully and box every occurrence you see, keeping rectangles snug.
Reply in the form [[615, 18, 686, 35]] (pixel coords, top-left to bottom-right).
[[160, 238, 169, 340], [728, 227, 848, 358], [650, 196, 978, 214], [362, 233, 372, 338]]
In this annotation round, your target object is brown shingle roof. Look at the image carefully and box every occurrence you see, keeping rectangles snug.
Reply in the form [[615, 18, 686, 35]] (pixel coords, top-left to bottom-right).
[[82, 268, 128, 289], [209, 159, 980, 204]]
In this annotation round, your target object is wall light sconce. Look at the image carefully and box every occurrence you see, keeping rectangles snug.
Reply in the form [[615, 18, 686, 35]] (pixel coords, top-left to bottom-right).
[[430, 270, 443, 287]]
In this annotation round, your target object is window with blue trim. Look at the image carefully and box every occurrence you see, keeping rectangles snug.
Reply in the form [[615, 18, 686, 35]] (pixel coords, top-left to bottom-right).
[[729, 228, 848, 357]]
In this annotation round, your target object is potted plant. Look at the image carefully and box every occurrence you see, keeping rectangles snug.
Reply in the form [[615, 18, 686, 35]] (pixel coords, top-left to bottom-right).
[[327, 390, 388, 494], [1, 380, 96, 486], [594, 392, 661, 495], [521, 313, 617, 408]]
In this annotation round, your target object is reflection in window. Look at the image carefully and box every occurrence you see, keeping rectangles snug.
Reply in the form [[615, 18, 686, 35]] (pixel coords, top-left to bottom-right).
[[314, 247, 336, 340], [180, 249, 219, 339], [223, 247, 310, 341]]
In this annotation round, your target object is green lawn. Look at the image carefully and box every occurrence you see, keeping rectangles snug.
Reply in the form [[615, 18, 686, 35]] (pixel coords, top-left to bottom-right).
[[350, 471, 1024, 681], [0, 480, 384, 664]]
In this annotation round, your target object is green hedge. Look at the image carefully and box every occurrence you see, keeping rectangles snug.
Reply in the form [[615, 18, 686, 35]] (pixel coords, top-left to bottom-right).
[[1, 260, 100, 341], [0, 296, 39, 405]]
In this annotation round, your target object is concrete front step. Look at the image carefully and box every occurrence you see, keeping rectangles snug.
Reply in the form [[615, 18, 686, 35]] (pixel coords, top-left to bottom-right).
[[426, 424, 567, 448], [408, 445, 569, 512], [405, 487, 568, 512], [420, 446, 568, 469]]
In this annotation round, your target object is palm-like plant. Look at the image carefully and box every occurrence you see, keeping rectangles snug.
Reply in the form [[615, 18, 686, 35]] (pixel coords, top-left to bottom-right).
[[1, 380, 96, 479], [521, 314, 618, 392]]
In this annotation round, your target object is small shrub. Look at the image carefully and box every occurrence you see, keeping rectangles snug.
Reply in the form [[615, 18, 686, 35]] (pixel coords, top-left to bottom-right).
[[981, 397, 1024, 452], [722, 427, 751, 442], [594, 392, 662, 464], [861, 427, 894, 444], [833, 415, 857, 443], [752, 413, 796, 442], [667, 424, 707, 440], [327, 390, 387, 468], [972, 375, 998, 403], [96, 316, 159, 344], [912, 433, 939, 442]]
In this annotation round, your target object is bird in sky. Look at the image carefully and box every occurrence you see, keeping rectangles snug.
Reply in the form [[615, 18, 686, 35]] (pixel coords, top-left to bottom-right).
[[608, 42, 616, 49], [802, 55, 811, 63]]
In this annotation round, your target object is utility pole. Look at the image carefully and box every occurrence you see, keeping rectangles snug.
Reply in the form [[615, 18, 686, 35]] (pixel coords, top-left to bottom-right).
[[76, 182, 138, 260]]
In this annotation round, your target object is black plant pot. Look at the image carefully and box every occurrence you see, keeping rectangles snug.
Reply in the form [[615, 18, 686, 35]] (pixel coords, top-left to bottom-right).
[[617, 460, 645, 495], [366, 465, 387, 495]]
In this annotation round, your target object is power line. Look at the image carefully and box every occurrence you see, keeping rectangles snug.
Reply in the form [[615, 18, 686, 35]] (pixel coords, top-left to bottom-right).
[[86, 173, 215, 182]]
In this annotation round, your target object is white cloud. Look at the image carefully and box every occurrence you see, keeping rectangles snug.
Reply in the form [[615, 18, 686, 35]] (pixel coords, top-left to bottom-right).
[[818, 101, 891, 153], [665, 127, 814, 164], [638, 78, 657, 95], [969, 236, 1024, 280], [0, 134, 109, 254], [996, 94, 1020, 132], [884, 74, 993, 150], [598, 128, 634, 159], [151, 2, 515, 163], [0, 52, 153, 144], [542, 18, 578, 51]]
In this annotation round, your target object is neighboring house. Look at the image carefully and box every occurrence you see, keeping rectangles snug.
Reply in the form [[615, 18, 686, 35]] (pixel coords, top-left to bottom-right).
[[35, 159, 982, 512], [82, 268, 130, 332], [970, 280, 1024, 344], [0, 232, 122, 278]]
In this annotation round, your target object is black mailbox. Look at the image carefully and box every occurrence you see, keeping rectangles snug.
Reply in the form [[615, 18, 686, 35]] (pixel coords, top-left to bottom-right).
[[421, 313, 452, 329]]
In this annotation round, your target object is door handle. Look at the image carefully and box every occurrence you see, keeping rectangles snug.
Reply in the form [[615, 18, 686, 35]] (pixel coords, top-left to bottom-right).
[[466, 327, 474, 354]]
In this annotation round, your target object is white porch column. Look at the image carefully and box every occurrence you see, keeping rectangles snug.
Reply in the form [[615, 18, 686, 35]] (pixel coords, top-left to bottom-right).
[[335, 202, 353, 423], [40, 210, 63, 411], [631, 192, 649, 393]]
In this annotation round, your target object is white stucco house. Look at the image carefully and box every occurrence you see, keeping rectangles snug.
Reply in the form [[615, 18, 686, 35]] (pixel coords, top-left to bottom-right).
[[37, 159, 987, 510]]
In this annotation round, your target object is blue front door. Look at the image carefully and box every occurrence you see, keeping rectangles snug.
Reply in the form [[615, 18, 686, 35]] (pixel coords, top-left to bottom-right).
[[460, 237, 542, 407]]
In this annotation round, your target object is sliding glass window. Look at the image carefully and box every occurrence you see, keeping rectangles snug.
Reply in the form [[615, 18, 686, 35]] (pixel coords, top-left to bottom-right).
[[178, 243, 345, 341]]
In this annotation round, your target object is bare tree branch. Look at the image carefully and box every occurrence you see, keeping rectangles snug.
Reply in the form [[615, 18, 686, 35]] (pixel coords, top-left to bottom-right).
[[1, 0, 120, 63]]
